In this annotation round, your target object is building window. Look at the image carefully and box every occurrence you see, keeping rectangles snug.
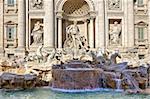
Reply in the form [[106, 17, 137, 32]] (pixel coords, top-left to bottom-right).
[[7, 0, 15, 6], [7, 54, 14, 59], [138, 27, 144, 40], [138, 0, 143, 4], [138, 55, 145, 59], [137, 0, 144, 7], [7, 26, 15, 41]]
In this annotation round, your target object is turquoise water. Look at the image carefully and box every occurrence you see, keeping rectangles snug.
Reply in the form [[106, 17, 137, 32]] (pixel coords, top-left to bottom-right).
[[0, 88, 149, 99]]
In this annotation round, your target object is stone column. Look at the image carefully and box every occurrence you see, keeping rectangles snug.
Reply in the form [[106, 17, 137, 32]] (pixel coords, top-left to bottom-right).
[[18, 0, 26, 48], [123, 0, 128, 47], [84, 20, 88, 39], [0, 0, 4, 56], [148, 0, 150, 44], [58, 18, 62, 48], [44, 0, 54, 48], [89, 18, 94, 48], [127, 0, 134, 47], [26, 0, 29, 49], [95, 0, 105, 48]]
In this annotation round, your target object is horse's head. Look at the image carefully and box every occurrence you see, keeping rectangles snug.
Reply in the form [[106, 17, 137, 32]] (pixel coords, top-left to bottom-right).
[[97, 48, 105, 57], [55, 49, 63, 60]]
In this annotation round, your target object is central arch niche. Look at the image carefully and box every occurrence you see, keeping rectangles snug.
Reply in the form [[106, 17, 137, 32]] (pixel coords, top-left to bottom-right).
[[56, 0, 96, 48], [62, 0, 90, 18]]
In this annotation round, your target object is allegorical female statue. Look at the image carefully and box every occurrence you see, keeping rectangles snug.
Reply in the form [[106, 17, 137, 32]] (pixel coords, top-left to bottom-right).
[[109, 21, 121, 45], [31, 21, 43, 45]]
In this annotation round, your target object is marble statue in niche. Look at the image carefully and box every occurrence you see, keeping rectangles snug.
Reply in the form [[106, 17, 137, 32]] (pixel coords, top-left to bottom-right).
[[66, 21, 82, 49], [31, 0, 43, 9], [108, 0, 121, 10], [31, 21, 44, 45], [64, 21, 89, 59], [109, 21, 122, 45]]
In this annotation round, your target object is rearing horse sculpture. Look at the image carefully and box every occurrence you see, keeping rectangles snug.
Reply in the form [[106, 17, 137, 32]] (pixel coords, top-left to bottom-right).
[[109, 50, 121, 65]]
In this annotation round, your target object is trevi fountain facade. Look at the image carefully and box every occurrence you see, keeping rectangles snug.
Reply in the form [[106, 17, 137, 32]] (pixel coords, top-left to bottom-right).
[[0, 0, 150, 98], [0, 0, 149, 60]]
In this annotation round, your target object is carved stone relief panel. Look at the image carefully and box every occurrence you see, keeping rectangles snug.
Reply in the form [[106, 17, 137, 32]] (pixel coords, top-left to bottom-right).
[[108, 0, 122, 11], [30, 0, 44, 10]]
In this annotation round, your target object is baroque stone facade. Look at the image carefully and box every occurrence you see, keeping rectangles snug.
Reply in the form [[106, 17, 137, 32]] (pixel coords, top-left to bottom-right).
[[0, 0, 149, 59]]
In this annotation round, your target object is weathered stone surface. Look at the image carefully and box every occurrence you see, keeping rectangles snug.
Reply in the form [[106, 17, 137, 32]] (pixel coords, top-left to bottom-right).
[[136, 77, 147, 89], [62, 60, 92, 68], [121, 71, 148, 90], [102, 72, 116, 89], [52, 66, 148, 91], [0, 73, 39, 89], [52, 69, 103, 89]]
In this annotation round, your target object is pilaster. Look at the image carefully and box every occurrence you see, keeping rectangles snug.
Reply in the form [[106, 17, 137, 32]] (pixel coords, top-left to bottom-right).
[[44, 0, 54, 48], [127, 0, 134, 47], [17, 0, 26, 56], [95, 0, 105, 48], [148, 0, 150, 45], [18, 0, 26, 48], [0, 0, 4, 56]]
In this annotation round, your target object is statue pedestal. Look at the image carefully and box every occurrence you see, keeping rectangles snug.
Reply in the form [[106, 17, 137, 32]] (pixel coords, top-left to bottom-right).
[[15, 48, 26, 57]]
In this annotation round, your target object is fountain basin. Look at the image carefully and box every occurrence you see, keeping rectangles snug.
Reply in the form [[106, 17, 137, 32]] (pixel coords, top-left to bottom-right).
[[51, 60, 148, 92], [52, 68, 103, 90]]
